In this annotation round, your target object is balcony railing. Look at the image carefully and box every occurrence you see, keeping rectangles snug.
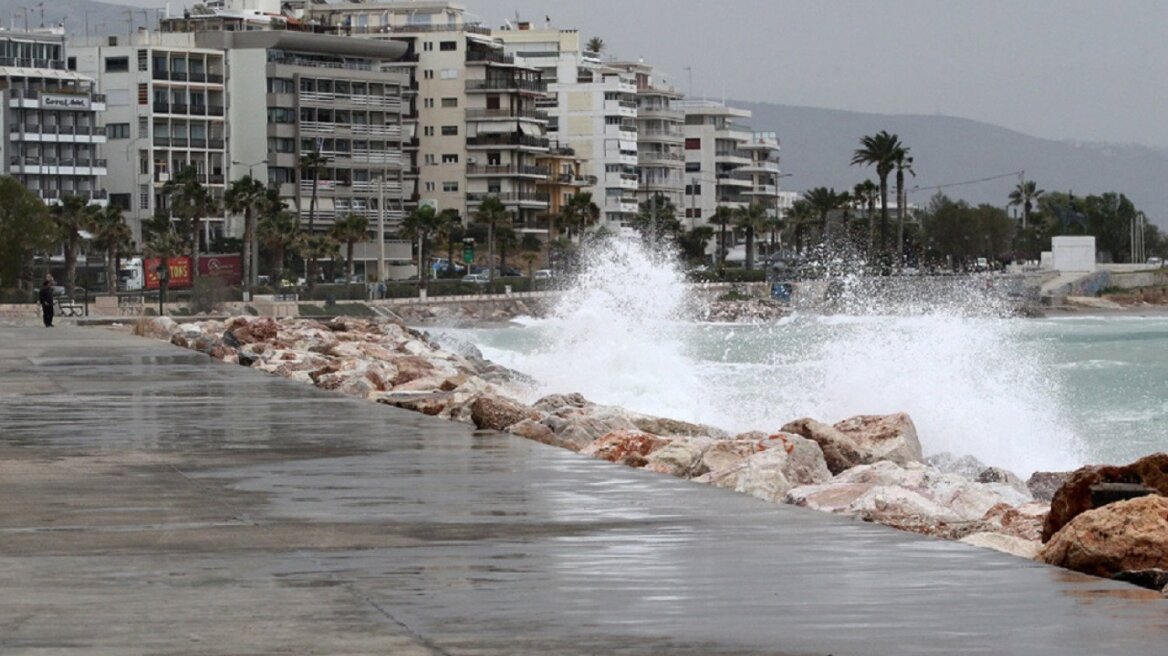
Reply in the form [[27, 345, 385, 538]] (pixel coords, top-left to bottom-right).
[[9, 156, 107, 168], [37, 189, 108, 201], [466, 50, 515, 65], [466, 164, 550, 177], [466, 78, 547, 93], [466, 192, 550, 204], [466, 134, 550, 149], [465, 108, 548, 121]]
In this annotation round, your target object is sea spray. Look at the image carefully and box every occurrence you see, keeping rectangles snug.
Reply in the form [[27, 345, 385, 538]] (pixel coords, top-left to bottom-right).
[[444, 237, 1085, 474]]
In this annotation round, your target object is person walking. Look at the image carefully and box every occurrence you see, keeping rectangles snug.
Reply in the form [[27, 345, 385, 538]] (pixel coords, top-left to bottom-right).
[[38, 276, 55, 327]]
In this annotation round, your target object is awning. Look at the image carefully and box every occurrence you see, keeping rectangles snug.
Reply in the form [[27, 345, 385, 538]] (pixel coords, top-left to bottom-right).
[[474, 123, 512, 135], [518, 122, 542, 136], [0, 66, 93, 82], [618, 140, 636, 151]]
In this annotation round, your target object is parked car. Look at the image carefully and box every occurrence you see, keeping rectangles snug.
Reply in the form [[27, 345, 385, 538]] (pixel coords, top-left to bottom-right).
[[462, 273, 490, 285], [534, 269, 554, 280], [1147, 257, 1163, 268]]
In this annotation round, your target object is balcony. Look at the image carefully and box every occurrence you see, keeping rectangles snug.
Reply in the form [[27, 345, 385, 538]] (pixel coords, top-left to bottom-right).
[[466, 191, 550, 206], [8, 156, 108, 174], [466, 164, 550, 178], [466, 78, 547, 94], [153, 101, 170, 113], [466, 134, 550, 150], [465, 108, 548, 121], [466, 50, 515, 65]]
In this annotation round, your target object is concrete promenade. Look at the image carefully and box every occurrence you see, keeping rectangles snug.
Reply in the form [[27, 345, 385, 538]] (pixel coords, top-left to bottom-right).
[[1, 325, 1165, 655]]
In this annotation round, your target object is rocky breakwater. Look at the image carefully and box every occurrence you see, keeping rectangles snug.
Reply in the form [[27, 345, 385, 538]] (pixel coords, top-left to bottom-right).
[[1036, 453, 1168, 596], [136, 315, 1046, 560]]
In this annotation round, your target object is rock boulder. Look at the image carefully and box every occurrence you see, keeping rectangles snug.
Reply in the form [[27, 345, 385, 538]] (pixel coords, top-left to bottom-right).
[[832, 413, 923, 466], [1039, 495, 1168, 578], [1042, 452, 1168, 542]]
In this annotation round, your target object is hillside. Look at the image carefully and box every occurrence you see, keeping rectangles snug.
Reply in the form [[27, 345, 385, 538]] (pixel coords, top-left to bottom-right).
[[734, 101, 1168, 226]]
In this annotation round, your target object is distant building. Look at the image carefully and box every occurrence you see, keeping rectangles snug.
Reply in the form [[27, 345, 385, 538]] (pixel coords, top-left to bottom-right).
[[2, 28, 108, 208]]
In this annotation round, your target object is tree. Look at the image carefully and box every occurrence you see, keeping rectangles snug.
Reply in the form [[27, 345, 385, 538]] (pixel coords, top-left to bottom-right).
[[851, 131, 903, 263], [331, 213, 369, 284], [50, 195, 98, 297], [519, 233, 543, 278], [473, 196, 511, 284], [257, 205, 300, 287], [558, 191, 600, 241], [401, 204, 445, 289], [0, 177, 53, 291], [893, 146, 914, 267], [296, 234, 339, 287], [733, 202, 770, 270], [224, 175, 267, 290], [299, 149, 329, 234], [919, 193, 1015, 269], [142, 212, 186, 308], [586, 36, 605, 54], [678, 225, 715, 264], [789, 199, 815, 254], [162, 165, 217, 277], [853, 179, 879, 255], [632, 192, 681, 247], [444, 222, 466, 277], [708, 206, 736, 271], [1009, 179, 1045, 231], [90, 206, 133, 294], [802, 187, 848, 246]]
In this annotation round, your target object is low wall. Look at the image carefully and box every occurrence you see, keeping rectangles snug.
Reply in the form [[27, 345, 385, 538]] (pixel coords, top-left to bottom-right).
[[1108, 270, 1168, 290]]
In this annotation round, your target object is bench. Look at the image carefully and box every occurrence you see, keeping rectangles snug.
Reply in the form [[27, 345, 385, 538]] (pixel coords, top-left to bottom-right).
[[54, 296, 84, 317]]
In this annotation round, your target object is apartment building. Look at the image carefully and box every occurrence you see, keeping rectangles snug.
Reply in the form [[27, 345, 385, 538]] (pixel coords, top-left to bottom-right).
[[493, 26, 640, 230], [73, 8, 410, 251], [1, 28, 107, 208], [610, 61, 685, 211], [73, 31, 226, 244], [299, 1, 552, 234], [682, 100, 782, 222]]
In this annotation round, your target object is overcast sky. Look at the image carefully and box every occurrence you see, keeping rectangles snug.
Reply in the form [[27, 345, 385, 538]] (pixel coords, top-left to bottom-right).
[[461, 0, 1168, 148]]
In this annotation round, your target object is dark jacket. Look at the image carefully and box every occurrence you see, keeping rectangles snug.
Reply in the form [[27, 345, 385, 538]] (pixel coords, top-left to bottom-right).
[[38, 284, 54, 307]]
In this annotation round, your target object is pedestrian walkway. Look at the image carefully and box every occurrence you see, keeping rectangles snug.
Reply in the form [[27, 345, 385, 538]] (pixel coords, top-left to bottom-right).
[[0, 325, 1164, 655]]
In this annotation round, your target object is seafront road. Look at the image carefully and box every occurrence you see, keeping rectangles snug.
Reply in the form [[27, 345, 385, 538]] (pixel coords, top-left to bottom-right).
[[0, 325, 1164, 655]]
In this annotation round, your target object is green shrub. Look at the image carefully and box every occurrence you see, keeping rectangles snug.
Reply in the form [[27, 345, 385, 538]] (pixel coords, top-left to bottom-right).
[[0, 288, 35, 304]]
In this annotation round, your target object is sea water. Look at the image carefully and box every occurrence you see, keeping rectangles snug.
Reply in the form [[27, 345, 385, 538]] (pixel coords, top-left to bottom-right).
[[433, 240, 1168, 476]]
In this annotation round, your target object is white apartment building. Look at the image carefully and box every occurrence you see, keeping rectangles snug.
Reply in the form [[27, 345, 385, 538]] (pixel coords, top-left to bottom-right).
[[73, 31, 226, 244], [610, 61, 685, 211], [682, 100, 783, 225], [494, 26, 641, 229], [298, 1, 553, 233], [73, 9, 410, 248], [1, 28, 107, 208]]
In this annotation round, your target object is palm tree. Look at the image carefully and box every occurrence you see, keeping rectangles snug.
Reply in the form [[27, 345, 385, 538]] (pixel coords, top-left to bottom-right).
[[50, 195, 97, 297], [257, 206, 300, 288], [142, 212, 186, 309], [473, 196, 511, 285], [586, 36, 605, 54], [802, 187, 848, 246], [789, 199, 815, 254], [162, 165, 218, 278], [851, 131, 903, 262], [89, 205, 132, 294], [519, 233, 543, 278], [331, 213, 369, 285], [733, 202, 770, 270], [401, 205, 444, 289], [708, 206, 736, 272], [223, 175, 267, 290], [558, 191, 600, 242], [297, 234, 339, 288], [496, 225, 519, 274], [299, 149, 329, 234], [893, 148, 914, 267], [1009, 179, 1045, 230], [853, 179, 879, 255]]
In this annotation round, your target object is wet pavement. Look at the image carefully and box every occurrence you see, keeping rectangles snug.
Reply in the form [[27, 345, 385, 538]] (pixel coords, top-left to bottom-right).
[[1, 325, 1165, 655]]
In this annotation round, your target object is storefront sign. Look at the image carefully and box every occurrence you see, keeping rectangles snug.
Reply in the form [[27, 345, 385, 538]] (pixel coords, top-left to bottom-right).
[[41, 94, 92, 110]]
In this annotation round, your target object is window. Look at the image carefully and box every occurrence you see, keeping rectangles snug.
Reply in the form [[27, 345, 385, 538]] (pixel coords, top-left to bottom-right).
[[138, 118, 148, 138], [439, 68, 458, 79], [441, 125, 458, 136], [137, 49, 148, 71], [441, 153, 458, 164], [685, 184, 701, 196], [439, 41, 457, 51], [139, 184, 150, 210], [423, 126, 434, 136], [441, 97, 458, 108], [423, 98, 434, 108], [66, 56, 76, 71], [685, 162, 700, 172], [423, 69, 434, 79], [423, 153, 436, 165], [109, 193, 131, 211], [423, 42, 433, 52], [105, 123, 130, 139], [685, 137, 701, 150], [424, 181, 435, 191], [104, 56, 129, 72], [442, 181, 459, 192], [137, 83, 148, 105], [267, 78, 295, 94]]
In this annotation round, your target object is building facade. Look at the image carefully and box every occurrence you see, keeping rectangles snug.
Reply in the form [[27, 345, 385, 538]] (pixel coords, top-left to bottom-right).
[[2, 29, 107, 209]]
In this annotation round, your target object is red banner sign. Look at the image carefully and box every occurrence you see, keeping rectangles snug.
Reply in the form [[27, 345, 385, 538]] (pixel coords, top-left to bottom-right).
[[144, 256, 193, 290], [198, 254, 242, 286]]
